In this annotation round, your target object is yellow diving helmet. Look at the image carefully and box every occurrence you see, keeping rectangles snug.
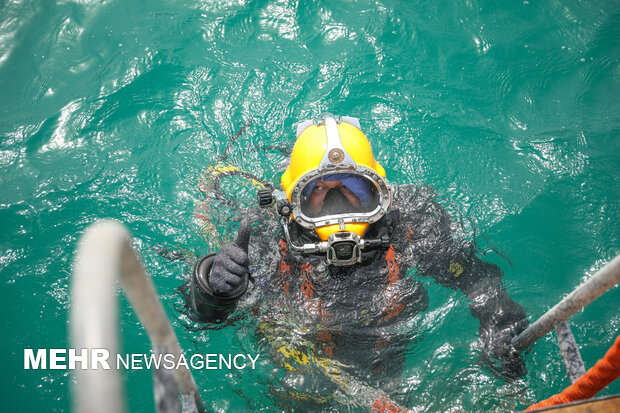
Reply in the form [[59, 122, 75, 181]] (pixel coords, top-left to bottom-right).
[[279, 114, 391, 265]]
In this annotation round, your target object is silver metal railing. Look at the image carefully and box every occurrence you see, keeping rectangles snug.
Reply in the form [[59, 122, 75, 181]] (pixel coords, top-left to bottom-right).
[[71, 220, 206, 413], [512, 254, 620, 381]]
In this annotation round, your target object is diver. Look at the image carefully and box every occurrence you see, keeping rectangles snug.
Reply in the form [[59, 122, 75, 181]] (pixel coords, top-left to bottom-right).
[[186, 113, 529, 403]]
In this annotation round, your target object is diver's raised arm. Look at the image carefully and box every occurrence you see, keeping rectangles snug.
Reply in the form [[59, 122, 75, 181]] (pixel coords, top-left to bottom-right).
[[454, 252, 529, 379], [399, 187, 528, 379], [189, 218, 252, 323]]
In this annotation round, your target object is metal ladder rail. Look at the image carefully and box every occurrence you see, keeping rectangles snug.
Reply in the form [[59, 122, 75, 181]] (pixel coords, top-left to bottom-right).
[[71, 220, 206, 413], [512, 254, 620, 382]]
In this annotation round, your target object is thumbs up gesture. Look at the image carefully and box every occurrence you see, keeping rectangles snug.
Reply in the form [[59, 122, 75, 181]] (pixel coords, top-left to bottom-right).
[[209, 219, 251, 296]]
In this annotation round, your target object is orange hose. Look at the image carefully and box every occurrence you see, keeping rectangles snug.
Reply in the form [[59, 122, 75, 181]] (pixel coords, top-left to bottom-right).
[[526, 334, 620, 411]]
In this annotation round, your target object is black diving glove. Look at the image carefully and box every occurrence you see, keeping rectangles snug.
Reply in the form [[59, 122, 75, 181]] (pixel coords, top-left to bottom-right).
[[190, 219, 251, 322], [464, 271, 529, 380], [210, 218, 252, 295], [480, 319, 528, 380]]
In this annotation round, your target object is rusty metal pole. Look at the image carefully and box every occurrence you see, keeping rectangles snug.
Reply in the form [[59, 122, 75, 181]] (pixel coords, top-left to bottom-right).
[[513, 254, 620, 351]]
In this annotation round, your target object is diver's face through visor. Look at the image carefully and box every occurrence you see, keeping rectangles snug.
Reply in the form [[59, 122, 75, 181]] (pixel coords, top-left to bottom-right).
[[301, 173, 379, 219], [292, 167, 390, 232], [307, 180, 359, 216]]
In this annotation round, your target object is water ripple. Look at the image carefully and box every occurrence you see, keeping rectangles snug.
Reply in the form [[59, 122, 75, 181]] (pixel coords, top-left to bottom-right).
[[1, 0, 618, 411]]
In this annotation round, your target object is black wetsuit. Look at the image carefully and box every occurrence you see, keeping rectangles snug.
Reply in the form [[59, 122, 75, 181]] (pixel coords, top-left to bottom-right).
[[190, 184, 528, 400]]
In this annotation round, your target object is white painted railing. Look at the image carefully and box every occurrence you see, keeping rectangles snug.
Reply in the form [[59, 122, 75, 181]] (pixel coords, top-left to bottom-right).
[[71, 220, 205, 413]]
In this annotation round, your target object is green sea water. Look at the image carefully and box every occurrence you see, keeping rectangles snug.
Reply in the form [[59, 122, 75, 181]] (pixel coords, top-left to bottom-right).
[[1, 0, 618, 412]]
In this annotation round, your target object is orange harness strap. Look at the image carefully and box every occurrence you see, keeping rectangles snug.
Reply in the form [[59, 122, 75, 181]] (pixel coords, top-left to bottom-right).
[[526, 334, 620, 411]]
